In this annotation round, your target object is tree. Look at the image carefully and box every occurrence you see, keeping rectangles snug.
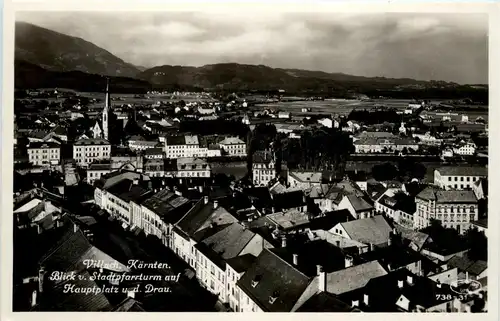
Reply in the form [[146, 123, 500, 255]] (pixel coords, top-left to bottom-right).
[[372, 163, 398, 181], [464, 228, 487, 261]]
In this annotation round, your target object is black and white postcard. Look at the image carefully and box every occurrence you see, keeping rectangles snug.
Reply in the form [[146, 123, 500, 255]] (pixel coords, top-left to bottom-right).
[[1, 0, 498, 319]]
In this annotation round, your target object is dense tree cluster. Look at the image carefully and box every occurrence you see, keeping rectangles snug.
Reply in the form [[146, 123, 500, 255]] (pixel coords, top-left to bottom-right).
[[179, 120, 250, 138], [348, 109, 402, 125]]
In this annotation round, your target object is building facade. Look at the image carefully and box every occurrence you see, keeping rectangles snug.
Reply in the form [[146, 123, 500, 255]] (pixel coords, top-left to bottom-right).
[[27, 142, 61, 166], [434, 167, 487, 190], [415, 187, 478, 234], [219, 137, 247, 157], [73, 138, 111, 167]]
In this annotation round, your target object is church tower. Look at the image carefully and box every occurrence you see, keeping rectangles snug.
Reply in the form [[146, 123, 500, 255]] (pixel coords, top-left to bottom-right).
[[102, 78, 111, 140]]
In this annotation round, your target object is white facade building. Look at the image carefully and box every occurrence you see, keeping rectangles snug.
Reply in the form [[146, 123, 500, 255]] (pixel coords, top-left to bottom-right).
[[434, 166, 487, 190], [27, 142, 61, 166], [219, 137, 247, 157], [73, 138, 111, 167]]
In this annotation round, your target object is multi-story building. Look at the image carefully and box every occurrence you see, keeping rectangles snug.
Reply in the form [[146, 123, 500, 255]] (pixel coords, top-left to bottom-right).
[[27, 142, 61, 166], [452, 141, 477, 156], [138, 190, 192, 247], [175, 157, 211, 178], [73, 138, 111, 167], [252, 151, 275, 187], [434, 166, 488, 190], [415, 187, 478, 234], [94, 171, 152, 225], [194, 223, 266, 303], [128, 136, 160, 152], [219, 137, 247, 157], [164, 135, 202, 158], [354, 137, 419, 154]]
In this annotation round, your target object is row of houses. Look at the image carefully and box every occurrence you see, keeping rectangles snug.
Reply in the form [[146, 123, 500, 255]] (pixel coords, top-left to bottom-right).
[[90, 170, 486, 312]]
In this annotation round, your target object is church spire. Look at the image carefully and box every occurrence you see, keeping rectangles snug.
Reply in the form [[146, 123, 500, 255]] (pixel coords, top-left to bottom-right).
[[102, 77, 110, 140]]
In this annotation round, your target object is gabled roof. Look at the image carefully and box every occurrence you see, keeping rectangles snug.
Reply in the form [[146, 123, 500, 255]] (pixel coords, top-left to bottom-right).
[[338, 215, 392, 246], [34, 270, 112, 311], [176, 199, 237, 239], [226, 254, 258, 273], [345, 194, 374, 212], [416, 187, 478, 204], [200, 222, 257, 261], [447, 255, 487, 276], [436, 166, 487, 177], [236, 249, 312, 312], [297, 292, 355, 312], [338, 268, 454, 312], [325, 260, 388, 295], [270, 240, 347, 276]]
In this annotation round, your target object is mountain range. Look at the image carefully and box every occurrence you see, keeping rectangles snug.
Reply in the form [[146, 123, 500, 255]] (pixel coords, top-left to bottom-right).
[[15, 21, 484, 96]]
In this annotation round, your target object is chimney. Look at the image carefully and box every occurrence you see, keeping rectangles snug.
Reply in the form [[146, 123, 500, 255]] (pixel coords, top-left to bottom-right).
[[363, 294, 369, 306], [127, 291, 135, 299], [387, 263, 392, 271], [213, 200, 219, 209], [198, 185, 203, 193], [398, 280, 404, 288], [56, 219, 62, 228], [352, 300, 359, 307], [38, 266, 45, 293], [272, 207, 275, 213], [281, 236, 287, 248], [73, 223, 78, 233], [203, 196, 209, 204], [31, 290, 37, 307], [37, 224, 43, 234], [388, 237, 392, 247], [292, 254, 298, 266], [465, 271, 469, 281], [370, 243, 375, 251], [317, 265, 326, 292], [407, 275, 414, 285]]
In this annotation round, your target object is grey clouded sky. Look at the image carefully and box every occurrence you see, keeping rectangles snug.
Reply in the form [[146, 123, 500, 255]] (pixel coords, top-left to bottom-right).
[[16, 11, 488, 84]]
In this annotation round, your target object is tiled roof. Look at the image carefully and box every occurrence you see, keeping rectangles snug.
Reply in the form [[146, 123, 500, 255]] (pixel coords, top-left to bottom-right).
[[325, 260, 388, 295], [436, 166, 487, 177], [197, 223, 257, 269], [106, 180, 152, 203], [141, 190, 191, 224], [394, 225, 430, 250], [339, 215, 392, 246], [176, 199, 237, 238], [297, 292, 356, 312], [28, 142, 60, 149], [270, 240, 346, 276], [448, 256, 487, 276], [37, 270, 112, 311], [338, 268, 454, 312], [165, 135, 186, 145], [416, 187, 478, 204], [74, 138, 110, 146], [236, 249, 312, 312], [226, 254, 257, 273], [113, 297, 146, 312], [219, 136, 245, 145], [346, 194, 374, 212]]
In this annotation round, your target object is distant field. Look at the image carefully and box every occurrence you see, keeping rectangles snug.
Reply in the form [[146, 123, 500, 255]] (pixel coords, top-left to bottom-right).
[[253, 99, 363, 115]]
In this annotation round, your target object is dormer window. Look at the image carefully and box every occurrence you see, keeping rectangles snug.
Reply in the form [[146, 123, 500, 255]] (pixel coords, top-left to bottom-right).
[[269, 290, 279, 304], [251, 275, 262, 288]]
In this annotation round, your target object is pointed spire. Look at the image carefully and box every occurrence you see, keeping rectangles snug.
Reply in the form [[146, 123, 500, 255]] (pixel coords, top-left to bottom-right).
[[104, 77, 111, 111]]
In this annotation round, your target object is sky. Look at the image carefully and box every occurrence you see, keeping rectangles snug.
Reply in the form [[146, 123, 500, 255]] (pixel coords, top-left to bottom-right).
[[16, 11, 488, 84]]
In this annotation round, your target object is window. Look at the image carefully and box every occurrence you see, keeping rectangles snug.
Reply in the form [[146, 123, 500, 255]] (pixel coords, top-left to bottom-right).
[[460, 177, 464, 182], [467, 177, 470, 182], [454, 177, 458, 181]]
